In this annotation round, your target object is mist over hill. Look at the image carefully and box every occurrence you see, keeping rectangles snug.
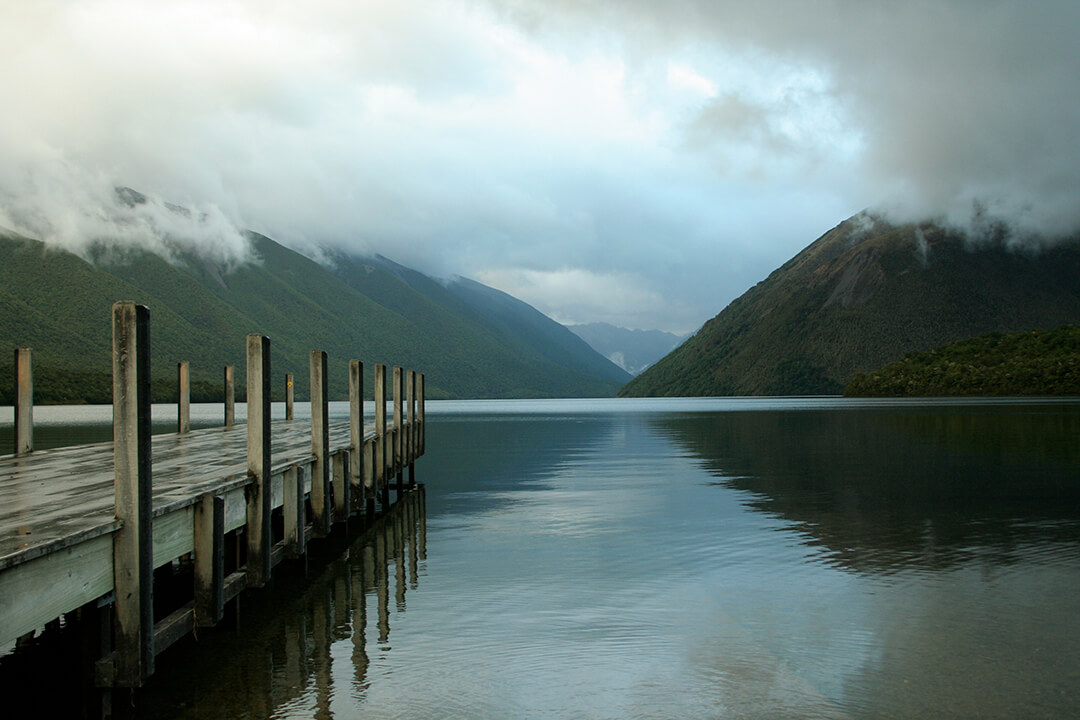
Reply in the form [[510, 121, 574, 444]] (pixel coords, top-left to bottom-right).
[[0, 227, 629, 402], [621, 214, 1080, 397]]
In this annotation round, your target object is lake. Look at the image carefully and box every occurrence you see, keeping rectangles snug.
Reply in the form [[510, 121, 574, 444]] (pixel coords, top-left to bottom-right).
[[4, 397, 1080, 718]]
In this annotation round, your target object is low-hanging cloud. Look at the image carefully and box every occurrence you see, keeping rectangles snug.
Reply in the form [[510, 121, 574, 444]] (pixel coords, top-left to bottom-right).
[[1, 0, 1076, 334]]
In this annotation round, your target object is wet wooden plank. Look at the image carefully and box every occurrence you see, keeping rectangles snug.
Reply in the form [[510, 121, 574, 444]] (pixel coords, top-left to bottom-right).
[[0, 533, 114, 645]]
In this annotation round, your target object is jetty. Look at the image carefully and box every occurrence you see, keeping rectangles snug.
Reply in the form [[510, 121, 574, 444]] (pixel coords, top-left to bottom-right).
[[0, 302, 426, 698]]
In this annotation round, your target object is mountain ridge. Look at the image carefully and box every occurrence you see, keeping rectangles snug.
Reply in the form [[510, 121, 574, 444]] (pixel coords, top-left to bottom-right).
[[0, 228, 628, 401], [620, 214, 1080, 396]]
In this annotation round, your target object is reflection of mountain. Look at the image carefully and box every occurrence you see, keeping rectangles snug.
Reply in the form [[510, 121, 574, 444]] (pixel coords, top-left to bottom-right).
[[421, 412, 613, 518], [651, 405, 1080, 573]]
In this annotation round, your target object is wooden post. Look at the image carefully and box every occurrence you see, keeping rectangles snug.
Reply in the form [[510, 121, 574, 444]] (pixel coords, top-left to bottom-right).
[[393, 366, 403, 491], [333, 450, 350, 524], [246, 334, 272, 587], [349, 360, 364, 506], [407, 369, 416, 486], [111, 301, 154, 686], [177, 361, 190, 434], [374, 364, 390, 508], [418, 373, 425, 455], [14, 347, 32, 456], [285, 373, 295, 421], [194, 494, 225, 626], [223, 365, 235, 427], [284, 465, 307, 557], [310, 350, 330, 536]]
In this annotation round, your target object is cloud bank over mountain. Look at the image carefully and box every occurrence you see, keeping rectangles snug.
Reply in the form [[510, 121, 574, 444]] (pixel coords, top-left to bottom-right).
[[2, 0, 1076, 333]]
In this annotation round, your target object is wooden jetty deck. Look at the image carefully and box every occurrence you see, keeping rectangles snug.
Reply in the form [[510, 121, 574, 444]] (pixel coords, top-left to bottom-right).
[[0, 302, 425, 695]]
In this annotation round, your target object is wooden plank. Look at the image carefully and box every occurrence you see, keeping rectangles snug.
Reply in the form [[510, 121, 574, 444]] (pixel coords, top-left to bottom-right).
[[111, 300, 154, 686], [14, 347, 32, 456], [0, 533, 113, 646], [194, 494, 224, 627], [177, 361, 190, 434], [153, 603, 194, 656], [224, 365, 235, 427], [310, 350, 330, 536], [246, 334, 272, 587], [151, 505, 194, 568]]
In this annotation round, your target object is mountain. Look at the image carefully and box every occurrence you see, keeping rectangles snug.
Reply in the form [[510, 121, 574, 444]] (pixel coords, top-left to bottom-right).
[[0, 229, 628, 401], [567, 322, 687, 376], [845, 325, 1080, 396], [620, 214, 1080, 397]]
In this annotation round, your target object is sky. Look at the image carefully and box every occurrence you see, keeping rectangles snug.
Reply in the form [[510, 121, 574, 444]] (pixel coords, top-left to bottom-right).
[[1, 0, 1078, 334]]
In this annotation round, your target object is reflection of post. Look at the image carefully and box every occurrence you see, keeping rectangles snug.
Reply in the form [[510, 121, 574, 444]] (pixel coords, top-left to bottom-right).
[[177, 360, 190, 434], [394, 502, 407, 610], [351, 543, 370, 695], [408, 492, 420, 590], [14, 347, 32, 456], [312, 580, 333, 719], [376, 527, 390, 645], [223, 365, 234, 427], [418, 485, 427, 561]]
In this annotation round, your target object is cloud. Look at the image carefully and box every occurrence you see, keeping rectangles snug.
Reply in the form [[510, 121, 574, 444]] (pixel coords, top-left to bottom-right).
[[1, 0, 1076, 334]]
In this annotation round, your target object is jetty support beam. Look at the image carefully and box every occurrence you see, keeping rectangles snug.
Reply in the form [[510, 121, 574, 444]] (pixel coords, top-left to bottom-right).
[[111, 301, 154, 686], [311, 350, 330, 536], [14, 347, 32, 456], [286, 372, 295, 421], [178, 361, 190, 434], [224, 365, 235, 427], [349, 360, 364, 512], [246, 334, 272, 587]]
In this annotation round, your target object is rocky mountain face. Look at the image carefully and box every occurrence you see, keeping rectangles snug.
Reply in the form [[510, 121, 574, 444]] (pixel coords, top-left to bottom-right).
[[620, 214, 1080, 396]]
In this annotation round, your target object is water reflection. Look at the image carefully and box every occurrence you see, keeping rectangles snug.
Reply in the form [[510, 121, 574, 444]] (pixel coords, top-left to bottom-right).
[[651, 405, 1080, 574], [132, 487, 426, 719]]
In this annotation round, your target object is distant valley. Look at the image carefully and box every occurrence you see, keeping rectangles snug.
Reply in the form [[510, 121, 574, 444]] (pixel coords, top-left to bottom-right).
[[566, 323, 688, 376]]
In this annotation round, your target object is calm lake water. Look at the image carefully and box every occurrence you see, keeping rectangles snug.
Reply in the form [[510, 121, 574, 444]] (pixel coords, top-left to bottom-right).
[[4, 397, 1080, 718]]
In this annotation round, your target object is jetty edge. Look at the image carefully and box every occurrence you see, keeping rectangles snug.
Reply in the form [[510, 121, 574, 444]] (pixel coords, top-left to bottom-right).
[[0, 301, 426, 691]]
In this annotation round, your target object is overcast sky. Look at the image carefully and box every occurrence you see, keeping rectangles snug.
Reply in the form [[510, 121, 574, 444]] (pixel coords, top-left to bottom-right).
[[2, 1, 1078, 334]]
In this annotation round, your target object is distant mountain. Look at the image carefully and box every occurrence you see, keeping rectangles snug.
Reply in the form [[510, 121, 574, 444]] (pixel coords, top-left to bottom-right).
[[621, 213, 1080, 396], [0, 228, 628, 401], [567, 322, 686, 376]]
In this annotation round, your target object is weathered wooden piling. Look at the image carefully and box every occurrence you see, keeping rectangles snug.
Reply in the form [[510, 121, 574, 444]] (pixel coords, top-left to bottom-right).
[[111, 301, 154, 686], [178, 361, 190, 434], [374, 364, 388, 509], [407, 370, 416, 487], [224, 365, 235, 427], [14, 347, 32, 456], [393, 366, 404, 494], [349, 360, 364, 507], [310, 350, 331, 536], [286, 372, 295, 421], [246, 334, 272, 587]]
